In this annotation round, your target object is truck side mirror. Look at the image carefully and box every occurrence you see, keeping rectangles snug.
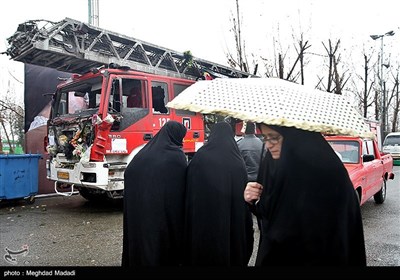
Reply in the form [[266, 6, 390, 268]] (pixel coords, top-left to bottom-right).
[[363, 154, 375, 162]]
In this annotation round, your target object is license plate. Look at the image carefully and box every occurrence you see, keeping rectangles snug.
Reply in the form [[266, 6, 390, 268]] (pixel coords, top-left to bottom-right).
[[57, 171, 69, 180]]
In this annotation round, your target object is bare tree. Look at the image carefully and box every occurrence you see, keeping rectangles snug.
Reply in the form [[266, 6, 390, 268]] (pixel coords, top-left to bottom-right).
[[226, 0, 259, 75], [224, 6, 398, 131], [224, 0, 260, 132], [278, 53, 284, 79], [227, 0, 247, 73], [261, 32, 310, 84], [0, 99, 24, 154], [286, 35, 311, 84], [388, 68, 400, 131], [349, 53, 376, 118], [318, 39, 350, 94]]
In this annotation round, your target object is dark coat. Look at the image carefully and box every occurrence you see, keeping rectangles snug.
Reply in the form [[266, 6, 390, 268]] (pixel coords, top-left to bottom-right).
[[121, 121, 187, 266], [237, 134, 264, 182], [184, 122, 254, 266], [254, 125, 366, 266]]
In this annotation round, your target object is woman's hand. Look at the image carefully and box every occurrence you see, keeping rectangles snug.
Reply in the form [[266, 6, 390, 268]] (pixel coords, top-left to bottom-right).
[[244, 182, 263, 204]]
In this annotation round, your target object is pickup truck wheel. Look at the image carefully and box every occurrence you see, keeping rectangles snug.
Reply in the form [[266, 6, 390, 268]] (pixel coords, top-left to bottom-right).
[[373, 180, 386, 204], [355, 190, 361, 204]]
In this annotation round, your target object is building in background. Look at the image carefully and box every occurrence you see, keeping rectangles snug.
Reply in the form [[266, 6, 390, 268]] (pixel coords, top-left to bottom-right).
[[24, 64, 70, 194]]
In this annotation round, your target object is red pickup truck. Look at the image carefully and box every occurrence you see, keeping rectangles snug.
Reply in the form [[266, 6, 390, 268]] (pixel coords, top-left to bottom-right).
[[325, 136, 395, 205]]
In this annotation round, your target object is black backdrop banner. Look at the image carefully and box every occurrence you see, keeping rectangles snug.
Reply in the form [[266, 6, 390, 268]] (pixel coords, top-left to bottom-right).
[[24, 64, 70, 133]]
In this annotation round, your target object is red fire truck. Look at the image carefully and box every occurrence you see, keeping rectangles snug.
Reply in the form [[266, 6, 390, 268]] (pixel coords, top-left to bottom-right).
[[6, 18, 253, 201]]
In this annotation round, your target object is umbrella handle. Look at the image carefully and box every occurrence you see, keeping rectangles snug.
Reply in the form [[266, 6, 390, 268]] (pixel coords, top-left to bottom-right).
[[256, 143, 265, 184]]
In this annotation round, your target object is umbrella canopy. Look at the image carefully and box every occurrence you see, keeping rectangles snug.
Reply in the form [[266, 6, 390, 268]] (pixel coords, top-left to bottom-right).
[[167, 77, 373, 138]]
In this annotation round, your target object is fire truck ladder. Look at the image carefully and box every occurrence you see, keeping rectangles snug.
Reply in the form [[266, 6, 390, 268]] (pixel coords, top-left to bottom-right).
[[5, 17, 253, 79]]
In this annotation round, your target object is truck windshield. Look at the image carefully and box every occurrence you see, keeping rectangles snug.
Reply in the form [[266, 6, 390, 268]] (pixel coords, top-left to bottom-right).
[[54, 77, 102, 117], [327, 140, 360, 164], [383, 135, 400, 146]]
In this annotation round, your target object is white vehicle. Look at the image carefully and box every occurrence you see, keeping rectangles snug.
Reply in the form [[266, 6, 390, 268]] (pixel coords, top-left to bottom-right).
[[382, 132, 400, 165]]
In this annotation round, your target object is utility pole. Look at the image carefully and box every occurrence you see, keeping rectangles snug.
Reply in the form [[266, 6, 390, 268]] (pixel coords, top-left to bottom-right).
[[370, 30, 395, 140], [88, 0, 99, 26]]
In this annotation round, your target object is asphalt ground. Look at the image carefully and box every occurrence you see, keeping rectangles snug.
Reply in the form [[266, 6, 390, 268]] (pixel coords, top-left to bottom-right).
[[0, 166, 399, 278]]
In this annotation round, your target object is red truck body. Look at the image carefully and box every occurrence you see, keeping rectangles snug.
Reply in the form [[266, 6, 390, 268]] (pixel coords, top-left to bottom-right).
[[325, 135, 395, 205]]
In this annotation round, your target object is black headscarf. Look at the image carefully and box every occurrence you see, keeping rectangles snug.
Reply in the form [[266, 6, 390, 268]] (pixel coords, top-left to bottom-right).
[[183, 122, 254, 266], [122, 120, 187, 266], [255, 125, 366, 266]]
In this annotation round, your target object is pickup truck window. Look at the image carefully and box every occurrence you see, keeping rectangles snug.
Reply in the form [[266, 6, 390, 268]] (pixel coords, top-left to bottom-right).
[[328, 140, 359, 164], [364, 140, 375, 156]]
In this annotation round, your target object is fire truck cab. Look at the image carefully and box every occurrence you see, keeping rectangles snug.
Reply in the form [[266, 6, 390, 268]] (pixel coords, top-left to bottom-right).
[[46, 66, 204, 200]]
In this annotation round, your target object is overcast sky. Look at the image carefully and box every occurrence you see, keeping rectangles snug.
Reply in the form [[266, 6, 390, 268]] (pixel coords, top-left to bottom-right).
[[1, 0, 400, 104]]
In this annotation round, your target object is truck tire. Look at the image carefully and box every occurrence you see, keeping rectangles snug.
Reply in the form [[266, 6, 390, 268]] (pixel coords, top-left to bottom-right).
[[79, 188, 109, 203], [373, 180, 386, 204], [355, 189, 361, 204], [25, 195, 36, 205]]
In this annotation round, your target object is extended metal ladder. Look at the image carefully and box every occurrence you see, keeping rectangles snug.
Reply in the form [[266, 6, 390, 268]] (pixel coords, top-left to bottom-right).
[[5, 17, 253, 79]]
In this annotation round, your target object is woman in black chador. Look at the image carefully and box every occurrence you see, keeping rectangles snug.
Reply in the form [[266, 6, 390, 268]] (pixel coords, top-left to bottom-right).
[[244, 124, 367, 266], [184, 122, 254, 266], [122, 120, 187, 266]]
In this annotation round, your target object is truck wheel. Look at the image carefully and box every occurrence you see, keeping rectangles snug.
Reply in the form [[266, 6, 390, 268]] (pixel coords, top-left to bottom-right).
[[373, 180, 386, 204], [355, 190, 361, 204], [25, 195, 36, 205], [79, 188, 109, 203]]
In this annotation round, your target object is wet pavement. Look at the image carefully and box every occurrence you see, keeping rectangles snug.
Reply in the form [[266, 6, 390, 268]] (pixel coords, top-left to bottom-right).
[[0, 194, 123, 267], [0, 194, 260, 268], [0, 166, 399, 269]]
